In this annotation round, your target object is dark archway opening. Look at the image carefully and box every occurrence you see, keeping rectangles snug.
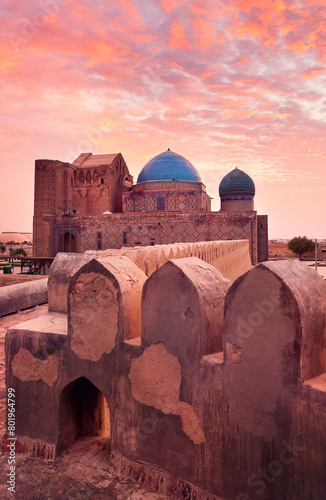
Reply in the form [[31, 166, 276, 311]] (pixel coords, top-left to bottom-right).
[[59, 232, 77, 253], [58, 377, 110, 454]]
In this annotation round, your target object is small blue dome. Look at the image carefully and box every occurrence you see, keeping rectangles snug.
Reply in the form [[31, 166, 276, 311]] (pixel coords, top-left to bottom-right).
[[137, 149, 201, 184], [219, 168, 255, 197]]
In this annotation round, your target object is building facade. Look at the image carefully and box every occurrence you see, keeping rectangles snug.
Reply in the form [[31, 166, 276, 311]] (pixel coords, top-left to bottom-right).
[[33, 149, 268, 264]]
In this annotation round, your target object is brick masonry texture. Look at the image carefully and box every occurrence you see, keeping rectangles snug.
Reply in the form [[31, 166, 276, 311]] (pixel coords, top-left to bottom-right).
[[56, 211, 260, 264]]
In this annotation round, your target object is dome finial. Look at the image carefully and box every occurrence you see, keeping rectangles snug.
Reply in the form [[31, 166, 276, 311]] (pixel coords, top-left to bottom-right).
[[167, 147, 170, 151]]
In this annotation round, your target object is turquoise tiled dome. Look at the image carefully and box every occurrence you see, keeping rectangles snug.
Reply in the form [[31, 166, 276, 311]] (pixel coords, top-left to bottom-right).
[[137, 149, 201, 184], [219, 167, 255, 197]]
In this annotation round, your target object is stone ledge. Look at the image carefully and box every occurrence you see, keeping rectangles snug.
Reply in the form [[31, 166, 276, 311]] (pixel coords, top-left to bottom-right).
[[304, 372, 326, 393]]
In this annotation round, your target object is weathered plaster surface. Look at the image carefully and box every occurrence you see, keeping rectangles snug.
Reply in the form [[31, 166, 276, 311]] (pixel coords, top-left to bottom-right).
[[142, 258, 230, 359], [97, 256, 146, 340], [48, 253, 96, 313], [13, 312, 67, 335], [11, 347, 59, 386], [129, 343, 206, 444], [69, 272, 118, 361], [94, 392, 111, 438], [223, 268, 289, 439], [225, 342, 242, 363], [263, 259, 326, 380]]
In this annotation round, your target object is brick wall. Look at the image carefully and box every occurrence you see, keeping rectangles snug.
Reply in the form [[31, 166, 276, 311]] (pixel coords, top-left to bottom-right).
[[34, 160, 74, 217], [33, 215, 57, 257], [55, 211, 259, 264]]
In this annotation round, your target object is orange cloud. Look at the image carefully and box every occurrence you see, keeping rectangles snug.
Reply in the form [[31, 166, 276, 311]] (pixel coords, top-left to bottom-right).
[[119, 0, 144, 24], [301, 67, 324, 79], [190, 0, 230, 17], [234, 56, 250, 65], [84, 41, 130, 67], [160, 0, 187, 13], [0, 43, 23, 75], [167, 60, 184, 71], [191, 17, 219, 50], [169, 21, 191, 49], [234, 18, 274, 44], [232, 0, 286, 14]]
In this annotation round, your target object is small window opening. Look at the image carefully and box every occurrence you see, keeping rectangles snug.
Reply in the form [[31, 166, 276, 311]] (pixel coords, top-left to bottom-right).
[[157, 195, 165, 211], [97, 232, 102, 250]]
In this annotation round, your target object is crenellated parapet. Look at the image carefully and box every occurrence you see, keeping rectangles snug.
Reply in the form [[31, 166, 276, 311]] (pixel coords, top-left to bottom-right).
[[48, 239, 251, 313], [4, 252, 326, 499]]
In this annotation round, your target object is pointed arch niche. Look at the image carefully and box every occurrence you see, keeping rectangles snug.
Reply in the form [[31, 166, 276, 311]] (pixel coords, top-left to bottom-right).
[[57, 377, 110, 454]]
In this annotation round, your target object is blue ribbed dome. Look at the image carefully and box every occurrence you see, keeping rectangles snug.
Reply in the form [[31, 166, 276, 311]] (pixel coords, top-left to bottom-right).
[[219, 168, 255, 197], [137, 149, 201, 184]]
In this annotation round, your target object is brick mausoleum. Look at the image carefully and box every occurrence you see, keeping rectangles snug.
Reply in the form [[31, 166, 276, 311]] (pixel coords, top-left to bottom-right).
[[33, 149, 268, 263]]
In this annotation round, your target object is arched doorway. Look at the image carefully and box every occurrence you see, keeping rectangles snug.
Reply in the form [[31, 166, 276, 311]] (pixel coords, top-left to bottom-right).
[[58, 231, 77, 252], [58, 377, 110, 454]]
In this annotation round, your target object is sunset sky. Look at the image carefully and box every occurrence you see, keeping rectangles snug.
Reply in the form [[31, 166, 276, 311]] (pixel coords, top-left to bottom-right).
[[1, 0, 325, 239]]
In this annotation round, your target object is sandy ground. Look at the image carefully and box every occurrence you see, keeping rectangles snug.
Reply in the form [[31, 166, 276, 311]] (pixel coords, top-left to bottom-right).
[[0, 437, 168, 500], [268, 242, 326, 278], [268, 241, 326, 261], [268, 242, 297, 260], [0, 305, 168, 500]]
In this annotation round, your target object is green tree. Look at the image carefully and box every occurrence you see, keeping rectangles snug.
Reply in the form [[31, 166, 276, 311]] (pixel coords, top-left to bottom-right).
[[0, 245, 5, 254], [8, 247, 15, 263], [288, 236, 315, 260], [15, 248, 27, 257]]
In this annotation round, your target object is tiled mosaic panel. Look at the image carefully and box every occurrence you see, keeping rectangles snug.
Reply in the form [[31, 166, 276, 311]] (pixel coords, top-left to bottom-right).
[[125, 196, 134, 212], [147, 195, 155, 211], [126, 192, 207, 213], [166, 194, 176, 211]]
